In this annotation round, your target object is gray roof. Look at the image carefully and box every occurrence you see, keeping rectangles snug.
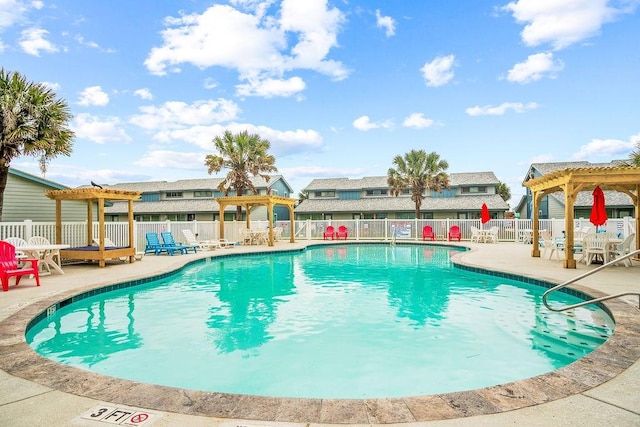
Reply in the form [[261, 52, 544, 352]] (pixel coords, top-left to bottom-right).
[[93, 175, 288, 193], [104, 199, 227, 214], [303, 172, 499, 191], [295, 194, 509, 213], [550, 190, 634, 207], [527, 160, 627, 183]]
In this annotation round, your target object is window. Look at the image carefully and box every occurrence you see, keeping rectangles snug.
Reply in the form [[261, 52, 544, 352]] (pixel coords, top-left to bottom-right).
[[194, 191, 212, 197], [187, 214, 196, 221], [315, 191, 335, 197], [461, 186, 487, 194], [366, 189, 388, 196], [166, 192, 183, 198]]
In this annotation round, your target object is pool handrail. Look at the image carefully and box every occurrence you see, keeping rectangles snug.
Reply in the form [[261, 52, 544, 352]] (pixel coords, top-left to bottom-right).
[[542, 249, 640, 312]]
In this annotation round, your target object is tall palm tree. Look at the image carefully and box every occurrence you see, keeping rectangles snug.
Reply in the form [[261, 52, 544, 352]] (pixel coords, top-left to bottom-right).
[[0, 69, 74, 220], [626, 140, 640, 166], [496, 181, 511, 202], [205, 130, 277, 220], [387, 149, 449, 218]]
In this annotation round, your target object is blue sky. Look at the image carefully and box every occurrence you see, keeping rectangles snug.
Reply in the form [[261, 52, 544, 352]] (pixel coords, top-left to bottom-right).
[[2, 0, 639, 206]]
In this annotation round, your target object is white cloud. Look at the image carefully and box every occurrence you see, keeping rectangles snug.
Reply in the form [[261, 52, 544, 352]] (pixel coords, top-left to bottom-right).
[[466, 102, 538, 116], [375, 9, 396, 37], [135, 150, 206, 169], [236, 76, 306, 98], [203, 78, 218, 89], [129, 99, 241, 130], [507, 52, 564, 83], [529, 154, 555, 164], [501, 0, 634, 50], [154, 122, 323, 157], [73, 113, 132, 144], [144, 1, 348, 97], [19, 27, 58, 56], [0, 0, 31, 30], [352, 115, 393, 131], [41, 81, 60, 91], [78, 86, 110, 106], [134, 88, 153, 100], [402, 113, 435, 129], [420, 54, 455, 87], [571, 136, 637, 160]]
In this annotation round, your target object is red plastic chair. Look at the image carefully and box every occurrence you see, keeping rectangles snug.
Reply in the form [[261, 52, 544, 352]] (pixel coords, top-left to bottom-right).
[[448, 225, 461, 242], [336, 225, 348, 240], [422, 225, 435, 241], [323, 225, 335, 240], [0, 241, 40, 292]]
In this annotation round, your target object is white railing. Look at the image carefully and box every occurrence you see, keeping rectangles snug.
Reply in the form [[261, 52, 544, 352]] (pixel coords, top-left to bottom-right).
[[0, 217, 634, 252]]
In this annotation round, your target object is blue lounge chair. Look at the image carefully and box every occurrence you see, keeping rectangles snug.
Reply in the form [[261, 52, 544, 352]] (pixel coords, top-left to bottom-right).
[[161, 231, 197, 254], [145, 232, 172, 255]]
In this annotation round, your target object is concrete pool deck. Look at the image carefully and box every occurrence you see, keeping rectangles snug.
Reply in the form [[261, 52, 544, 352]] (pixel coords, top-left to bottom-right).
[[0, 241, 638, 426]]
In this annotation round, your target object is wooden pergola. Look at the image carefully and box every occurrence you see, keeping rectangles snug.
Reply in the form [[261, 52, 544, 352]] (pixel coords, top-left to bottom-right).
[[217, 195, 296, 246], [524, 166, 640, 268], [46, 188, 141, 267]]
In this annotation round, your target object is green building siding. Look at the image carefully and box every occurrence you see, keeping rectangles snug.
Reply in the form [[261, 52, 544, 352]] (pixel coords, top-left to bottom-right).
[[3, 169, 88, 222]]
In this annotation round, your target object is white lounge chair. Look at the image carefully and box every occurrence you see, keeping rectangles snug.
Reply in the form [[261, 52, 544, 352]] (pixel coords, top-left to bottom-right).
[[182, 230, 215, 251]]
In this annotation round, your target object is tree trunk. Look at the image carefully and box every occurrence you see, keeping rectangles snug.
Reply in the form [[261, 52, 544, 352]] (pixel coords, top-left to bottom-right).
[[235, 205, 243, 221], [0, 163, 9, 221]]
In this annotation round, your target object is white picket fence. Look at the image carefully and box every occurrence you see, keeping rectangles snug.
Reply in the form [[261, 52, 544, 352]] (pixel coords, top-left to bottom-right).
[[0, 217, 634, 253]]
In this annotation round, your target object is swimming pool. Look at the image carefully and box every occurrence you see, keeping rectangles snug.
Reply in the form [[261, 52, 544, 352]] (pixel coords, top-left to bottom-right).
[[26, 244, 613, 399]]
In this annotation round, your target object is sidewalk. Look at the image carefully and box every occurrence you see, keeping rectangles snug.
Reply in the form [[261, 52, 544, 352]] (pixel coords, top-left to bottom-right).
[[0, 241, 638, 426]]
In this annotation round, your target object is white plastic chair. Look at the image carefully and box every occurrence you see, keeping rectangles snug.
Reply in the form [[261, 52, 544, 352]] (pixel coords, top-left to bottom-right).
[[182, 229, 214, 250], [582, 233, 609, 265], [609, 233, 635, 267], [4, 237, 28, 258]]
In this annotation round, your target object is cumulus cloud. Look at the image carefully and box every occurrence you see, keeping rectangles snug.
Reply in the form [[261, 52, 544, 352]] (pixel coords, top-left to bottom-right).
[[129, 99, 241, 130], [19, 27, 58, 56], [135, 150, 207, 169], [507, 52, 564, 83], [402, 113, 435, 129], [144, 1, 348, 98], [420, 54, 455, 87], [0, 0, 38, 30], [134, 88, 153, 100], [352, 115, 393, 131], [375, 9, 396, 37], [501, 0, 634, 50], [73, 113, 132, 144], [78, 86, 110, 106], [571, 135, 637, 160], [466, 102, 538, 116], [236, 76, 306, 98]]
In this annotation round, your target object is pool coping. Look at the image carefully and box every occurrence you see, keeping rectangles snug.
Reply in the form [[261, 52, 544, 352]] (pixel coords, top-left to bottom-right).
[[1, 242, 639, 424]]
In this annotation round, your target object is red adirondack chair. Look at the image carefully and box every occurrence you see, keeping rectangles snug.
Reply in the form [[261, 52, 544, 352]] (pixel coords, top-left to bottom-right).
[[0, 241, 40, 291], [422, 225, 435, 241], [323, 225, 335, 240], [448, 225, 462, 242], [336, 225, 348, 240]]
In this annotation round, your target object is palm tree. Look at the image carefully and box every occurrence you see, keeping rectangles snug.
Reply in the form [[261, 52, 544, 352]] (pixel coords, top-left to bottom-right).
[[296, 190, 308, 207], [0, 69, 74, 220], [626, 140, 640, 166], [205, 130, 277, 220], [387, 149, 449, 218], [496, 181, 511, 202]]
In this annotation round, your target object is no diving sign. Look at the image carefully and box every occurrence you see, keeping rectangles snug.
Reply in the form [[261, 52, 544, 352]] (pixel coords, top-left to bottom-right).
[[80, 405, 157, 425]]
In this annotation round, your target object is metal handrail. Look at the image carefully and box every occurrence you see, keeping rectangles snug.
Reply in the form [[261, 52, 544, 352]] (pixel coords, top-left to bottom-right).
[[542, 249, 640, 312]]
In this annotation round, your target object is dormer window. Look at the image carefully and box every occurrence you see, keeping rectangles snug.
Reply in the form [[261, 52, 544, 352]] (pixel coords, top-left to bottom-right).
[[166, 192, 183, 198], [461, 186, 487, 194]]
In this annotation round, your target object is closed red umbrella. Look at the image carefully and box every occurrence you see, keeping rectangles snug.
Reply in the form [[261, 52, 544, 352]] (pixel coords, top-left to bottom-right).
[[589, 186, 608, 228], [481, 203, 491, 225]]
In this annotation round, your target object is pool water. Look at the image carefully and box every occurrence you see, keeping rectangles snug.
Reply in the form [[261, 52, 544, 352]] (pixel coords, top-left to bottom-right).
[[26, 244, 614, 399]]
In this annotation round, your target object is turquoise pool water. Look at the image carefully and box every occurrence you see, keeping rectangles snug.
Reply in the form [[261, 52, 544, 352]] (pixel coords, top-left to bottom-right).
[[26, 244, 613, 399]]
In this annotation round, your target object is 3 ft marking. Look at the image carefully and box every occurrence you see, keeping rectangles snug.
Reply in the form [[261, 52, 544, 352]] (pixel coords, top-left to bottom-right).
[[81, 405, 155, 425]]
